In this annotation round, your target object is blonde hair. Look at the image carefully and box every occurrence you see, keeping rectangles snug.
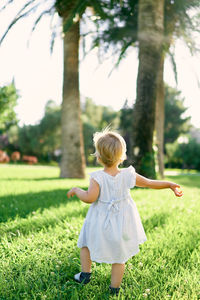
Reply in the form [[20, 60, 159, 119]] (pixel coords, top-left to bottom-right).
[[93, 128, 127, 167]]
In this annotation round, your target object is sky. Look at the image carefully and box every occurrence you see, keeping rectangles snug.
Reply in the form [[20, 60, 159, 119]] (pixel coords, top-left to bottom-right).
[[0, 3, 200, 128]]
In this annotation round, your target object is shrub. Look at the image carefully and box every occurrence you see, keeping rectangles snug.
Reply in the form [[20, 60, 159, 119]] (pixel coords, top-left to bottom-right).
[[11, 151, 21, 162], [0, 150, 10, 163], [166, 139, 200, 170], [22, 155, 38, 165]]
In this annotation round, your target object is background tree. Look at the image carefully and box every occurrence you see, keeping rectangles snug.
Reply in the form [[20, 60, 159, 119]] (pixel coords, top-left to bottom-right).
[[164, 85, 191, 146], [37, 100, 61, 161], [17, 100, 61, 162], [82, 98, 120, 165], [155, 0, 200, 177], [10, 97, 119, 164], [120, 100, 133, 165], [120, 84, 191, 167], [18, 125, 42, 158], [0, 82, 19, 133], [166, 139, 200, 170]]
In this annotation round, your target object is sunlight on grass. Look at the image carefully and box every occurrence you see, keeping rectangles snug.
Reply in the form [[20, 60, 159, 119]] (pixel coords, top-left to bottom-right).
[[0, 165, 199, 299]]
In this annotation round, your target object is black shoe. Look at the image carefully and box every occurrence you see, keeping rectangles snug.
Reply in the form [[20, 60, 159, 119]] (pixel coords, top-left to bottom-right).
[[74, 272, 91, 284], [109, 286, 120, 296]]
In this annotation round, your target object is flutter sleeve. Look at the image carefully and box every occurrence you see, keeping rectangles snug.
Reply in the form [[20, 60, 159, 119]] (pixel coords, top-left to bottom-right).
[[90, 171, 102, 187], [126, 166, 136, 189]]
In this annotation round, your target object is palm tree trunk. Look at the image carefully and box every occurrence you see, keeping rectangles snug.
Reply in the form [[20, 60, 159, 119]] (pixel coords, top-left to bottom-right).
[[60, 21, 85, 178], [131, 0, 164, 178], [155, 55, 165, 178]]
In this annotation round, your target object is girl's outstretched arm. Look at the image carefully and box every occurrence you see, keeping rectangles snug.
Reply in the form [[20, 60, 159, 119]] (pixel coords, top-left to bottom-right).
[[67, 178, 100, 203], [136, 173, 183, 197]]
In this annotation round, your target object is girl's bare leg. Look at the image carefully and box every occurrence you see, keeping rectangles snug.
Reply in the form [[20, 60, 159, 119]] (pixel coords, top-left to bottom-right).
[[111, 263, 125, 288], [80, 247, 92, 272]]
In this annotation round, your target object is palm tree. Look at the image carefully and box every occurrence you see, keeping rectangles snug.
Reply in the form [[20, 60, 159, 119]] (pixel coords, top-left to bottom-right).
[[131, 0, 164, 178], [0, 0, 86, 178], [60, 21, 86, 178], [55, 1, 86, 178], [55, 0, 106, 178], [91, 0, 164, 178], [0, 0, 106, 178], [90, 0, 200, 177]]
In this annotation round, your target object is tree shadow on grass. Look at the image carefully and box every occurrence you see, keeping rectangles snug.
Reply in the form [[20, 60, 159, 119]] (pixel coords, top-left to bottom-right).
[[0, 204, 89, 242], [0, 189, 83, 223], [0, 209, 170, 254], [0, 187, 170, 244]]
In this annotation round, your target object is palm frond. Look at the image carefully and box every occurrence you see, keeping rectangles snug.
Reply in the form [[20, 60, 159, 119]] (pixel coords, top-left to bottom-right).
[[49, 10, 62, 54], [108, 40, 133, 77], [26, 5, 56, 48], [11, 0, 37, 19], [50, 30, 57, 54], [0, 0, 40, 45], [30, 5, 55, 34], [168, 49, 178, 85], [0, 0, 16, 12]]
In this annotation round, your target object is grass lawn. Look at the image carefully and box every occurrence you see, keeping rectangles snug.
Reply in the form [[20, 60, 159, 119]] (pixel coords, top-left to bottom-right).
[[0, 165, 199, 300]]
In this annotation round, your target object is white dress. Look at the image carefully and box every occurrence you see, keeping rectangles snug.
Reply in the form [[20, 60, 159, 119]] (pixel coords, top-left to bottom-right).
[[77, 166, 147, 264]]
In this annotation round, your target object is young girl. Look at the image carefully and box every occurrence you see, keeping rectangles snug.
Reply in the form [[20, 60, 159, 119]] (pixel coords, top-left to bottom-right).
[[67, 129, 183, 295]]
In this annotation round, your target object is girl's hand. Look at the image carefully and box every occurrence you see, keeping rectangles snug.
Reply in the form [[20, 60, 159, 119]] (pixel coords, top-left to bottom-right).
[[67, 188, 77, 198], [170, 183, 183, 197]]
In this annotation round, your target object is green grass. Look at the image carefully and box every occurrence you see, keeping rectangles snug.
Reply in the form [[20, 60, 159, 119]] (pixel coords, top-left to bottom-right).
[[0, 165, 199, 300]]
